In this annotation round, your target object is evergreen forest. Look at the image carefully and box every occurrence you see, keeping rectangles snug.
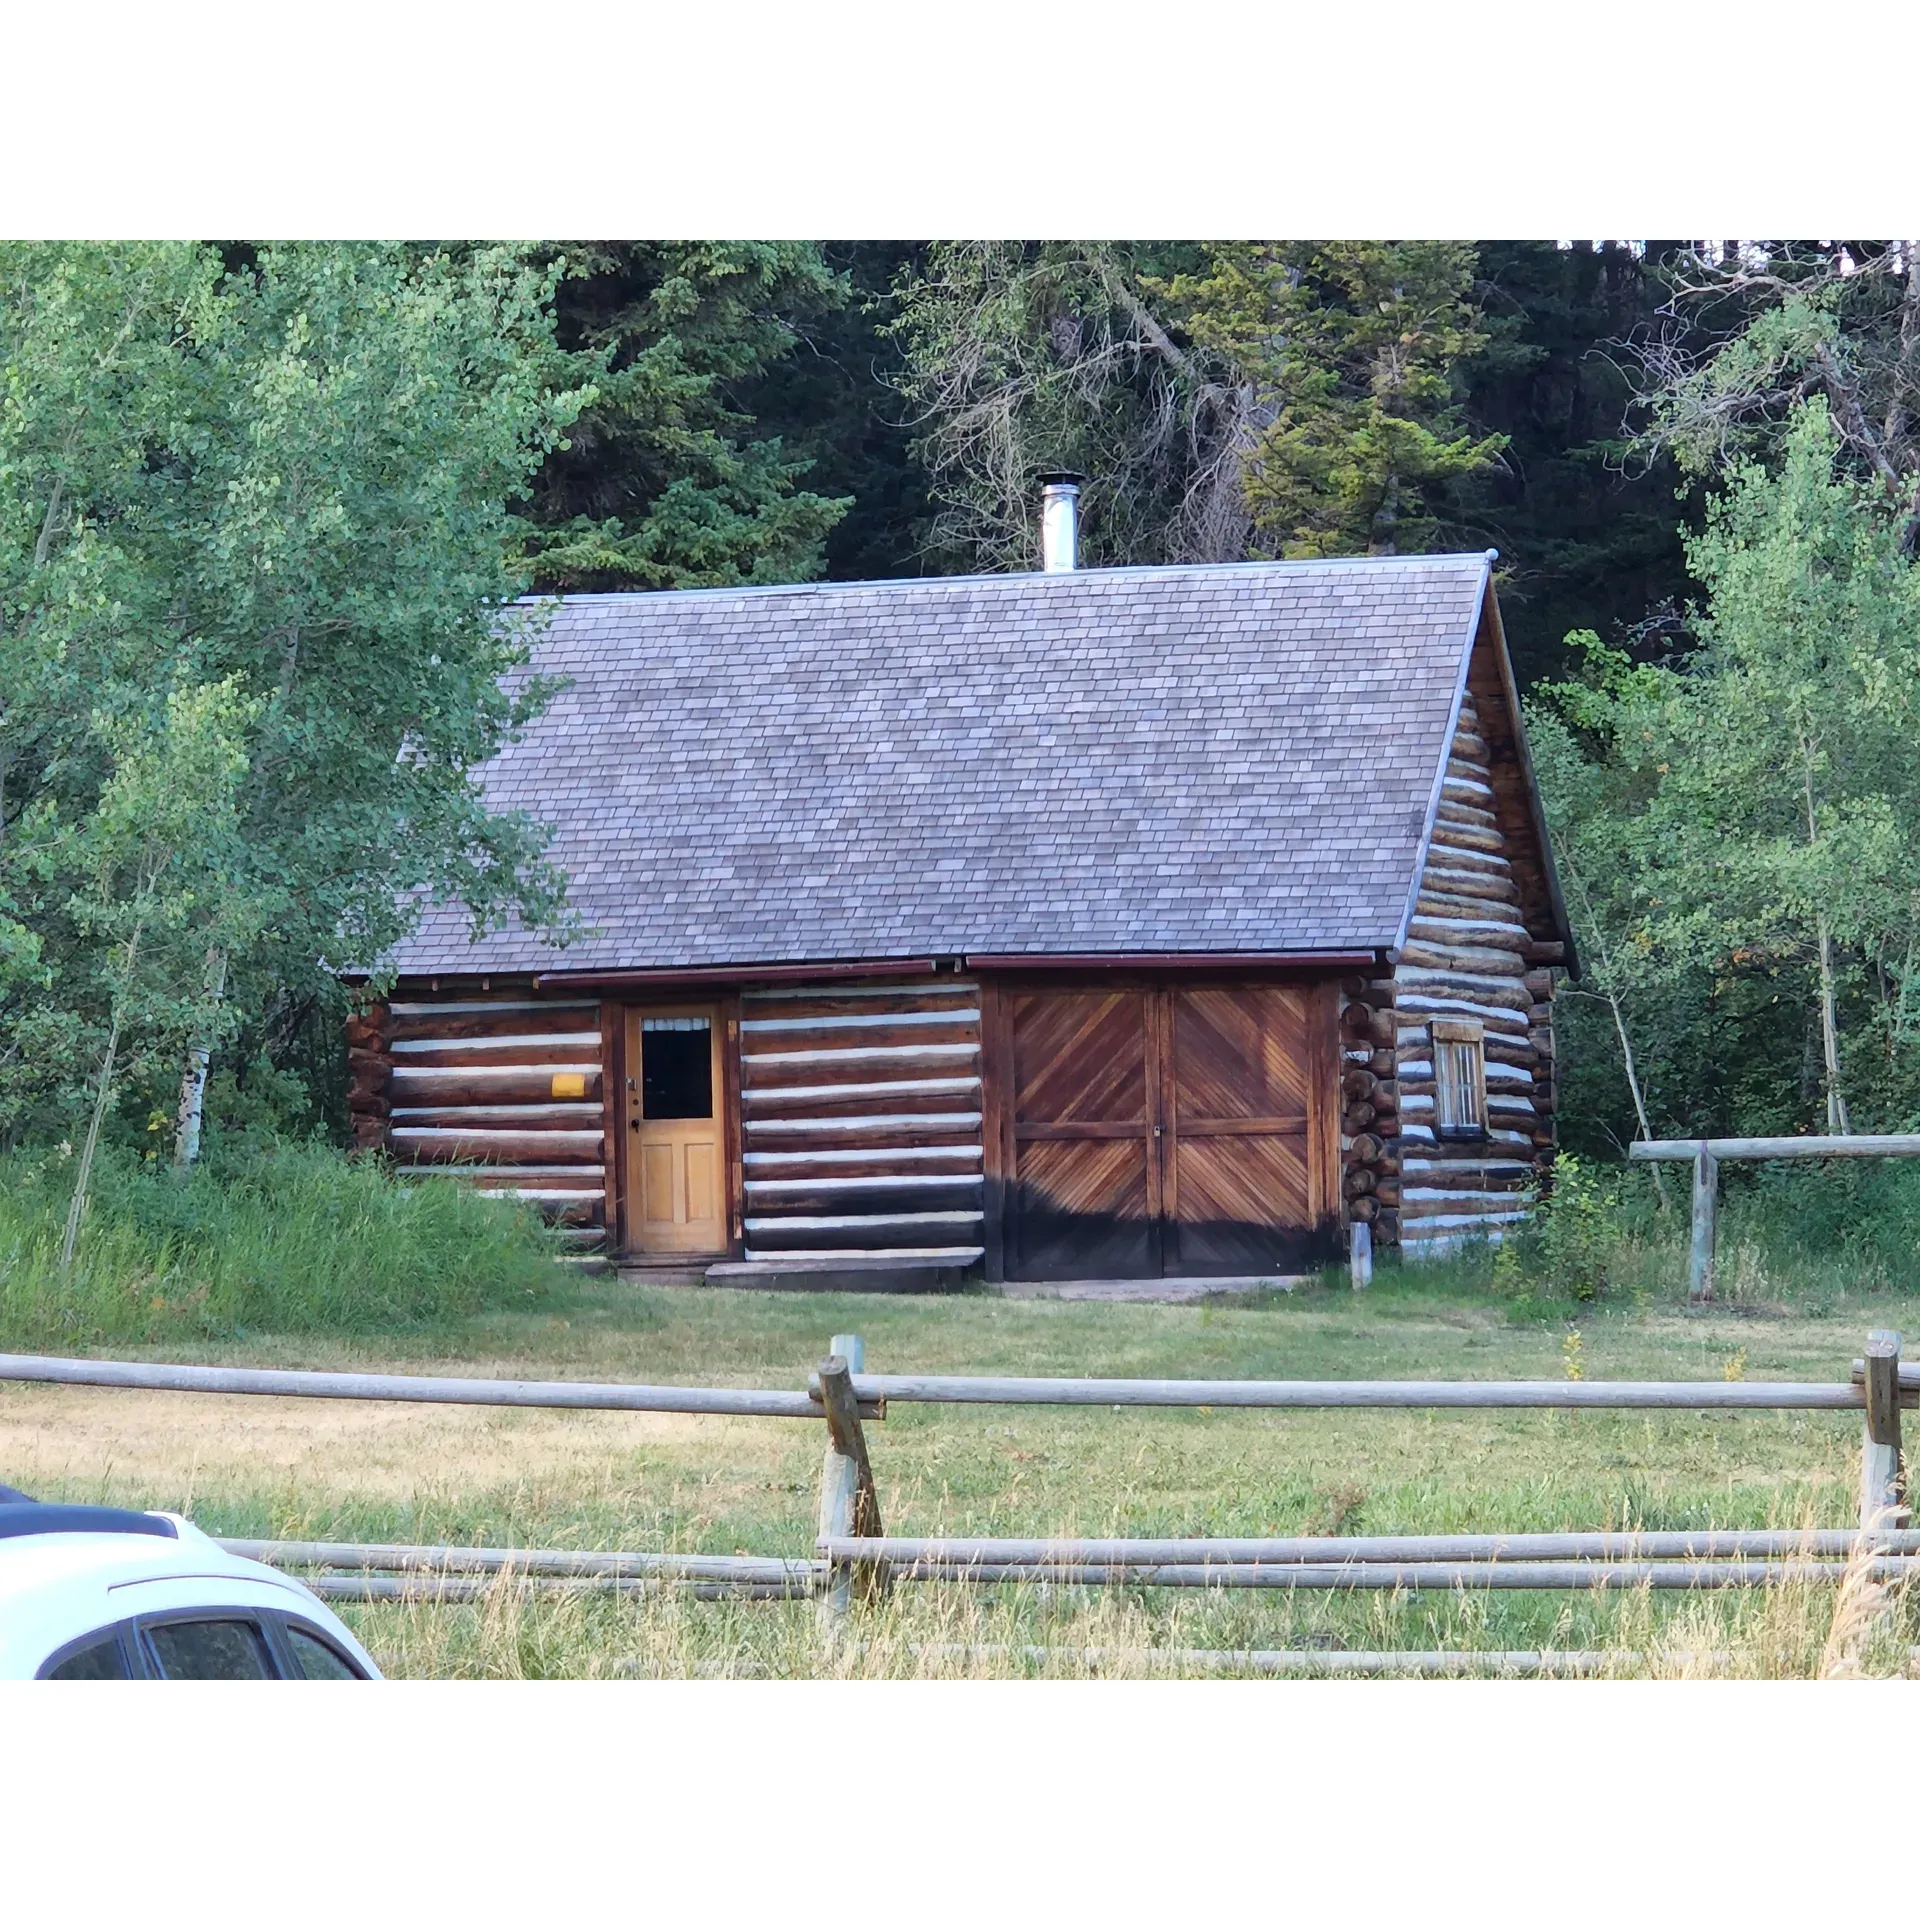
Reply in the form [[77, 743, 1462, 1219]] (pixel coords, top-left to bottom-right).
[[6, 238, 1920, 1326]]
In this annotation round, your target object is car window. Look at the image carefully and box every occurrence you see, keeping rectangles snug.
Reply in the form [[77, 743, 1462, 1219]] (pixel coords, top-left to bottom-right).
[[45, 1633, 132, 1680], [284, 1624, 364, 1679], [142, 1616, 274, 1680]]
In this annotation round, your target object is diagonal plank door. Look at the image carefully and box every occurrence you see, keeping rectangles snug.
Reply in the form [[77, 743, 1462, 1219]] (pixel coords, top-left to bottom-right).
[[1164, 985, 1331, 1275], [1006, 988, 1159, 1279], [1002, 981, 1337, 1281]]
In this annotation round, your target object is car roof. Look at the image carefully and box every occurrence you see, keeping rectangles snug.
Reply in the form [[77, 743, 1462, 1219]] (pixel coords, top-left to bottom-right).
[[0, 1518, 382, 1677]]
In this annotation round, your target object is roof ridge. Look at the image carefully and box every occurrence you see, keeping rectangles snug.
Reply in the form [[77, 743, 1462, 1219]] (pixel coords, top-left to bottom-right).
[[516, 551, 1495, 609]]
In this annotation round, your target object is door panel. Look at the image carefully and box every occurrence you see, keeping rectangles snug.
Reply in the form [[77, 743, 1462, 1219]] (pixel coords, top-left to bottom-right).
[[626, 1010, 727, 1256], [1165, 986, 1322, 1276], [1007, 989, 1157, 1279], [1000, 980, 1336, 1283]]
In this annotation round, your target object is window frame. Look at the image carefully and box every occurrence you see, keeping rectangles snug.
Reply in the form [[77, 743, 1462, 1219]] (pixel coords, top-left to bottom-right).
[[1431, 1017, 1488, 1142]]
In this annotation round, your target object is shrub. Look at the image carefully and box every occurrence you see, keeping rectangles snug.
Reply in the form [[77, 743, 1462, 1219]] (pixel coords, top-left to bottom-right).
[[0, 1140, 554, 1349], [1493, 1152, 1625, 1306]]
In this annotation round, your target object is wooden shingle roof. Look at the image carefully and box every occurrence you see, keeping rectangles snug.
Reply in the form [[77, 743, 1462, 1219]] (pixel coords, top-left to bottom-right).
[[388, 554, 1519, 975]]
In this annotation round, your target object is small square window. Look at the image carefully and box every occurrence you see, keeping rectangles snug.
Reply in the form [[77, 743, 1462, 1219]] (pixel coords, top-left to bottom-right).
[[1431, 1019, 1486, 1139]]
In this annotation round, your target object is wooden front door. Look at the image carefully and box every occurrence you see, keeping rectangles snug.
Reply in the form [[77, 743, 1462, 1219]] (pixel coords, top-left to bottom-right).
[[1002, 982, 1336, 1281], [624, 1008, 727, 1257]]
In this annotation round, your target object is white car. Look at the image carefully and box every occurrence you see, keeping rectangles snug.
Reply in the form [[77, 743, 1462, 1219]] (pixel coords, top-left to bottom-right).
[[0, 1491, 382, 1680]]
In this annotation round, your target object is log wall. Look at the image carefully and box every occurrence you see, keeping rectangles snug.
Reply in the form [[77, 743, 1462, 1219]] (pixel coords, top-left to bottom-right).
[[738, 976, 985, 1270], [380, 991, 610, 1245], [1389, 678, 1560, 1256]]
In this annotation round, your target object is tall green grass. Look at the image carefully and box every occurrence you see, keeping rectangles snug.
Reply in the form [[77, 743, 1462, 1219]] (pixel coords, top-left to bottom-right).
[[0, 1142, 553, 1348]]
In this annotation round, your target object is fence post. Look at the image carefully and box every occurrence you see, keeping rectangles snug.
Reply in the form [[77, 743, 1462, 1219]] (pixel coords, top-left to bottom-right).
[[815, 1332, 886, 1621], [1350, 1220, 1372, 1291], [1688, 1146, 1719, 1303], [1859, 1329, 1904, 1531]]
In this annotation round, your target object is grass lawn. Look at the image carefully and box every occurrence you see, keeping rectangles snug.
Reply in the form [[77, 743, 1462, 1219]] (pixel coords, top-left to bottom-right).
[[3, 1265, 1911, 1677]]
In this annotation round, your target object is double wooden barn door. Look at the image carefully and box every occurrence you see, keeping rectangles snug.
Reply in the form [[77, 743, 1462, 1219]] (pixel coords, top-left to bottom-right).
[[995, 983, 1338, 1281]]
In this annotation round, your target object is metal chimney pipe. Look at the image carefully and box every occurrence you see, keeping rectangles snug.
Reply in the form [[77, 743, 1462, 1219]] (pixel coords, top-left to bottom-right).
[[1039, 473, 1081, 572]]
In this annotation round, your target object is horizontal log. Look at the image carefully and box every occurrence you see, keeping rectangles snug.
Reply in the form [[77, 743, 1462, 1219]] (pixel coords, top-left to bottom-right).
[[742, 1045, 980, 1088], [1523, 968, 1555, 1000], [349, 1117, 386, 1153], [1431, 821, 1505, 857], [388, 1005, 608, 1044], [390, 1103, 605, 1130], [1343, 1167, 1376, 1198], [1408, 915, 1530, 952], [347, 1090, 391, 1119], [744, 1117, 984, 1152], [1448, 733, 1490, 767], [1348, 1195, 1380, 1223], [1527, 941, 1567, 965], [1532, 1088, 1557, 1114], [743, 1145, 982, 1175], [1423, 843, 1514, 879], [391, 1130, 604, 1166], [847, 1372, 1865, 1411], [389, 1067, 606, 1104], [386, 1039, 603, 1071], [1400, 940, 1530, 977], [1342, 1068, 1377, 1100], [741, 1078, 982, 1115], [1349, 1132, 1384, 1165], [748, 1214, 986, 1251], [740, 987, 979, 1023], [1394, 971, 1534, 1013], [1484, 1040, 1542, 1072], [1397, 1007, 1532, 1046], [0, 1353, 875, 1419], [1367, 1086, 1397, 1116], [745, 1175, 985, 1217], [1368, 1048, 1396, 1077], [1411, 894, 1526, 929], [1372, 1209, 1399, 1245], [1437, 798, 1499, 832], [740, 1016, 980, 1055], [1418, 870, 1522, 906], [1344, 1101, 1378, 1132], [344, 1013, 388, 1049], [1631, 1134, 1920, 1163], [1372, 1177, 1401, 1207], [1373, 1115, 1401, 1139]]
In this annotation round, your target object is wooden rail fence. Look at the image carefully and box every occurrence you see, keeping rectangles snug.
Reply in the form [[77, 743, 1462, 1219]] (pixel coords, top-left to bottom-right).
[[1630, 1132, 1920, 1301], [0, 1331, 1906, 1611]]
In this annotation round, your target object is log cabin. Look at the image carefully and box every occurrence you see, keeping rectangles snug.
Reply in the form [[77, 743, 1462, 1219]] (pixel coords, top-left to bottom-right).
[[350, 524, 1574, 1287]]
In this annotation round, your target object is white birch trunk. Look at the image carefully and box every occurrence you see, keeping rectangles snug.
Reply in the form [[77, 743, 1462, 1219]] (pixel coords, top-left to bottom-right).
[[173, 947, 229, 1172]]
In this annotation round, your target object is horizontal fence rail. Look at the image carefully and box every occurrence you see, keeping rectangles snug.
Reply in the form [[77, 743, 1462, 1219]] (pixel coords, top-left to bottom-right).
[[820, 1529, 1920, 1567], [224, 1540, 821, 1585], [834, 1372, 1869, 1411], [825, 1556, 1916, 1592], [1631, 1135, 1920, 1163], [0, 1352, 875, 1421]]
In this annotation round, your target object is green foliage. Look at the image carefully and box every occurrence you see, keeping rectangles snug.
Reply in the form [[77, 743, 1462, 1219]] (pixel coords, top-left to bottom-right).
[[0, 1141, 552, 1348], [0, 241, 589, 1154], [519, 243, 851, 590], [1531, 402, 1920, 1149], [890, 241, 1503, 571], [1157, 242, 1503, 556], [1494, 1153, 1624, 1305]]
